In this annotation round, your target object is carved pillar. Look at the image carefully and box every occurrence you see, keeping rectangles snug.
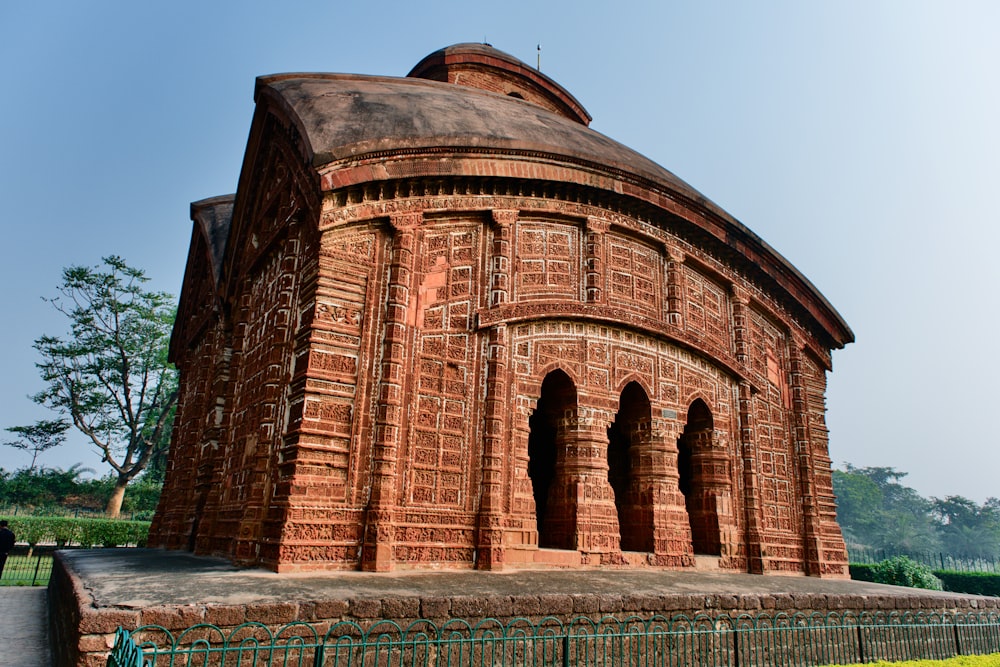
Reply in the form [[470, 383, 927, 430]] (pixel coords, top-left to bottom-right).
[[571, 407, 621, 559], [477, 208, 517, 569], [490, 209, 516, 307], [542, 405, 621, 558], [477, 323, 509, 569], [732, 287, 766, 573], [685, 427, 734, 557], [585, 217, 608, 304], [362, 211, 420, 572], [666, 248, 685, 327], [619, 415, 658, 553], [789, 337, 824, 576], [649, 418, 695, 566], [193, 341, 233, 554], [540, 406, 578, 550]]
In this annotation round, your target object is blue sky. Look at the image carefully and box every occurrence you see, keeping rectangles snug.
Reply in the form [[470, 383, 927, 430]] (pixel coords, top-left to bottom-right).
[[2, 1, 998, 502]]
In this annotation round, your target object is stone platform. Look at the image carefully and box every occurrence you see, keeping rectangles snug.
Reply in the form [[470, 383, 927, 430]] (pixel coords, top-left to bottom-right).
[[49, 548, 1000, 666]]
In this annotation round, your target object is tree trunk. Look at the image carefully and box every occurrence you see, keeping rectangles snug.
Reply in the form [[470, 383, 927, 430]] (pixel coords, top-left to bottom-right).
[[105, 475, 128, 517]]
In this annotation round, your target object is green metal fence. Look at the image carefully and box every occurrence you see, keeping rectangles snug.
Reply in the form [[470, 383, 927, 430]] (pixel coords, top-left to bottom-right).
[[108, 610, 1000, 666], [0, 553, 52, 586]]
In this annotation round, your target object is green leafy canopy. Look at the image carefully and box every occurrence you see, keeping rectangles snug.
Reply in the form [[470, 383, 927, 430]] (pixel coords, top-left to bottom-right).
[[28, 256, 177, 515]]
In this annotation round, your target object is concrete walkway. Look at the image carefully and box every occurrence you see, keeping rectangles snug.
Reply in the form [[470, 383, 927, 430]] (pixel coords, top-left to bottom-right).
[[0, 587, 51, 666]]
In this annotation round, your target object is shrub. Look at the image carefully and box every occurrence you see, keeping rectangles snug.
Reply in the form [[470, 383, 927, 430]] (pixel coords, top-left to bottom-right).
[[96, 520, 136, 547], [0, 515, 149, 549], [49, 517, 78, 546], [935, 571, 1000, 597], [849, 563, 877, 582], [871, 555, 943, 590], [77, 518, 149, 547], [9, 516, 51, 556]]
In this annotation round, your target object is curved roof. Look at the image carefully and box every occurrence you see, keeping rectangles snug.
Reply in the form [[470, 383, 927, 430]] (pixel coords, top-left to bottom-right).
[[256, 72, 728, 219], [190, 194, 234, 287], [250, 64, 853, 349]]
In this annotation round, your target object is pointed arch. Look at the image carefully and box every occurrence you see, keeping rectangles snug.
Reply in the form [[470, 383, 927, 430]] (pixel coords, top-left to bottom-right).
[[614, 373, 654, 400]]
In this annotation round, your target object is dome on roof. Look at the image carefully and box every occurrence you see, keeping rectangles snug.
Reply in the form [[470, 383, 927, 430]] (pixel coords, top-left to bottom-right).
[[408, 42, 592, 125]]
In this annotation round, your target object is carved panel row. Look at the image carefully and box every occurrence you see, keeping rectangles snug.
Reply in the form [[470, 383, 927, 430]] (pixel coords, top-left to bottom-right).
[[407, 223, 483, 509]]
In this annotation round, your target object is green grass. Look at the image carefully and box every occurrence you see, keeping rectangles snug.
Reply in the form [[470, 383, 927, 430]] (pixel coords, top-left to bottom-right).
[[0, 554, 53, 586], [823, 655, 1000, 666]]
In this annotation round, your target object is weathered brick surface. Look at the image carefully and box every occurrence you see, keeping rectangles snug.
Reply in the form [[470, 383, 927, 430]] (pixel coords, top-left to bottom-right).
[[348, 598, 383, 619], [152, 44, 853, 579], [138, 605, 204, 630], [380, 597, 420, 618], [77, 634, 115, 654], [312, 599, 350, 619], [245, 602, 299, 625], [204, 604, 246, 626], [78, 609, 142, 637], [420, 596, 451, 619]]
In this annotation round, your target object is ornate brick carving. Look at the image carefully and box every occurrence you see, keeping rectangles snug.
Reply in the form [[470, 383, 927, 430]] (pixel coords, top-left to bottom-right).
[[153, 45, 851, 579]]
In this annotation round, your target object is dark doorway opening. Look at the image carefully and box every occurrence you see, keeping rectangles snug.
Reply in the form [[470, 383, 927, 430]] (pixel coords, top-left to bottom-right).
[[528, 370, 576, 549], [608, 381, 653, 552], [677, 398, 720, 555]]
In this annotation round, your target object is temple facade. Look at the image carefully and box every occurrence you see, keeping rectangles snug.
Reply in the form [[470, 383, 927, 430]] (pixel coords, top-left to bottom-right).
[[150, 44, 854, 576]]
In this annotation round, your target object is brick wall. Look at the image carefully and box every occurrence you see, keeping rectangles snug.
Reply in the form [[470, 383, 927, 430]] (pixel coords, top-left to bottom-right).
[[154, 60, 849, 576]]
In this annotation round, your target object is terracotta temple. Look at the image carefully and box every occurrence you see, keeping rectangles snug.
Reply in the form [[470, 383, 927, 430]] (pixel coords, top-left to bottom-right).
[[150, 44, 854, 577]]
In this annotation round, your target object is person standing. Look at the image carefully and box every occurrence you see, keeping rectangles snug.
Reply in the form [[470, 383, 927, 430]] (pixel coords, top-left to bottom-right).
[[0, 520, 15, 578]]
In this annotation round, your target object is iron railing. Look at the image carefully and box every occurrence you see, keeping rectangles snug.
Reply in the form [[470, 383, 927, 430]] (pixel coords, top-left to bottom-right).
[[0, 553, 52, 586], [108, 610, 1000, 666]]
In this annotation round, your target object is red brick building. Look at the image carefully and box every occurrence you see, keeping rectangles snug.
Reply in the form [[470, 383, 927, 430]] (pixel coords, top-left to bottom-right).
[[150, 44, 854, 576]]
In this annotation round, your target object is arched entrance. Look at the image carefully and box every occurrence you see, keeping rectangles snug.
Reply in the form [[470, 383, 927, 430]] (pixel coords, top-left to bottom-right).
[[677, 399, 721, 555], [528, 370, 576, 549], [607, 382, 653, 552]]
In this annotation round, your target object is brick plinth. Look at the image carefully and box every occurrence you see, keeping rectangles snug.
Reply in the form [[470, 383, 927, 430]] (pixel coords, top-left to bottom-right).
[[49, 550, 999, 667]]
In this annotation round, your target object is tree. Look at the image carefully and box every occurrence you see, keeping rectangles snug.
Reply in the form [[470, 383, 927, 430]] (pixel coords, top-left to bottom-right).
[[831, 468, 882, 547], [832, 465, 941, 554], [31, 256, 177, 516], [3, 419, 69, 471], [931, 495, 1000, 558]]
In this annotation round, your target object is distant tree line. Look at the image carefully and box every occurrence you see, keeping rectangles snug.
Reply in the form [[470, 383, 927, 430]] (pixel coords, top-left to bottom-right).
[[833, 465, 1000, 560]]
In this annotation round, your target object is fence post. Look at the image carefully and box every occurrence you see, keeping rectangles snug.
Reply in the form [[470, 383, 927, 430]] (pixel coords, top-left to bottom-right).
[[733, 626, 740, 667], [856, 624, 865, 664], [31, 554, 42, 586], [562, 633, 570, 667], [953, 622, 962, 656]]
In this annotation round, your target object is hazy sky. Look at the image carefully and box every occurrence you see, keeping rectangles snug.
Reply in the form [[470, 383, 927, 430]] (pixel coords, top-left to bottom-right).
[[1, 2, 997, 503]]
